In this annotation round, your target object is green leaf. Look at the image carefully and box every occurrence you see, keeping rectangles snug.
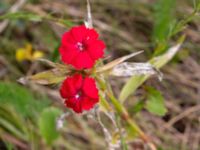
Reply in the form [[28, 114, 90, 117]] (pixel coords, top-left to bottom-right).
[[39, 107, 62, 145], [145, 87, 167, 116], [132, 100, 145, 114], [119, 36, 184, 102], [0, 82, 49, 118], [0, 12, 42, 22], [152, 0, 176, 43], [120, 75, 147, 103]]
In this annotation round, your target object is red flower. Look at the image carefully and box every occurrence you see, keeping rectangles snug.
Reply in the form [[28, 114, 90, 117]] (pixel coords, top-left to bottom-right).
[[60, 74, 99, 113], [59, 25, 105, 69]]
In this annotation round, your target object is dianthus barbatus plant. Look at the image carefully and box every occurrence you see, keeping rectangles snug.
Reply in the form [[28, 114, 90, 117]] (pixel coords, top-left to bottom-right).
[[18, 0, 184, 149]]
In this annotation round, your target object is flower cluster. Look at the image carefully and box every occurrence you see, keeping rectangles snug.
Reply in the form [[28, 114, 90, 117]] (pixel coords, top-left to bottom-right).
[[59, 25, 105, 113]]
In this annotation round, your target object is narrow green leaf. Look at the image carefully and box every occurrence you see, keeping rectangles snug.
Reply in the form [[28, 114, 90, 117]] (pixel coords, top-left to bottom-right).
[[119, 75, 147, 102], [0, 105, 26, 135], [145, 87, 167, 116], [39, 107, 62, 145], [0, 12, 74, 27], [169, 2, 200, 38], [152, 0, 176, 43], [0, 105, 28, 141], [0, 12, 42, 22], [0, 118, 27, 140]]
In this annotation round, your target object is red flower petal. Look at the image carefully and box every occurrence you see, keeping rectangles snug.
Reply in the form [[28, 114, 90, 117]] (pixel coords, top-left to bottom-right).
[[71, 25, 87, 42], [60, 77, 76, 98], [59, 45, 79, 64], [84, 28, 99, 44], [88, 40, 105, 60], [64, 98, 75, 108], [81, 96, 96, 110], [65, 98, 82, 113], [62, 31, 76, 46], [83, 77, 99, 99], [72, 74, 83, 90], [73, 51, 94, 69], [73, 100, 82, 113]]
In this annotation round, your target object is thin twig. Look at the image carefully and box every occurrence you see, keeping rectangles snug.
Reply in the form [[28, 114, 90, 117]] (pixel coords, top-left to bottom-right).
[[165, 104, 200, 129], [1, 133, 28, 149], [95, 110, 120, 150], [56, 112, 71, 130]]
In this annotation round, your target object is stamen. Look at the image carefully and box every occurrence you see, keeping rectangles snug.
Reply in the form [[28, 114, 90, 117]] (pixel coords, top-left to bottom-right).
[[75, 94, 80, 99], [75, 91, 82, 100], [77, 42, 85, 51]]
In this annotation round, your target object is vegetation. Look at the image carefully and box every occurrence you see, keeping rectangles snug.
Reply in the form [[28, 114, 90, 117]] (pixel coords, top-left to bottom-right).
[[0, 0, 200, 149]]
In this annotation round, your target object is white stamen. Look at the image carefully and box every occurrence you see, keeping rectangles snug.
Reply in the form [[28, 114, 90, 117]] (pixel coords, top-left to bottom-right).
[[75, 94, 80, 99], [77, 42, 84, 51]]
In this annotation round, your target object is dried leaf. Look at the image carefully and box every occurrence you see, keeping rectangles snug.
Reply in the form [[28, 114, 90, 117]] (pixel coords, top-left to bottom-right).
[[18, 59, 71, 85], [29, 69, 66, 84], [96, 51, 143, 73], [37, 59, 69, 70], [18, 67, 68, 85], [110, 62, 161, 77], [37, 59, 58, 68]]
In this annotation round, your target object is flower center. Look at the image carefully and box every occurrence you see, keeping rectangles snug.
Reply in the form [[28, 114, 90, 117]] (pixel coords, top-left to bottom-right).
[[76, 42, 85, 51], [75, 94, 80, 99], [74, 91, 82, 100]]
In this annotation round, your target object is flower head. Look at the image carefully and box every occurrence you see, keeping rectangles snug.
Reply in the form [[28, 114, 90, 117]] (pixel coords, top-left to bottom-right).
[[59, 25, 105, 69], [16, 43, 44, 62], [60, 74, 99, 113]]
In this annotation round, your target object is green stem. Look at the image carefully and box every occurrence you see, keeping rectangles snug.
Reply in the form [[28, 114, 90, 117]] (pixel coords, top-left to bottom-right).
[[106, 92, 148, 142], [97, 76, 155, 148]]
